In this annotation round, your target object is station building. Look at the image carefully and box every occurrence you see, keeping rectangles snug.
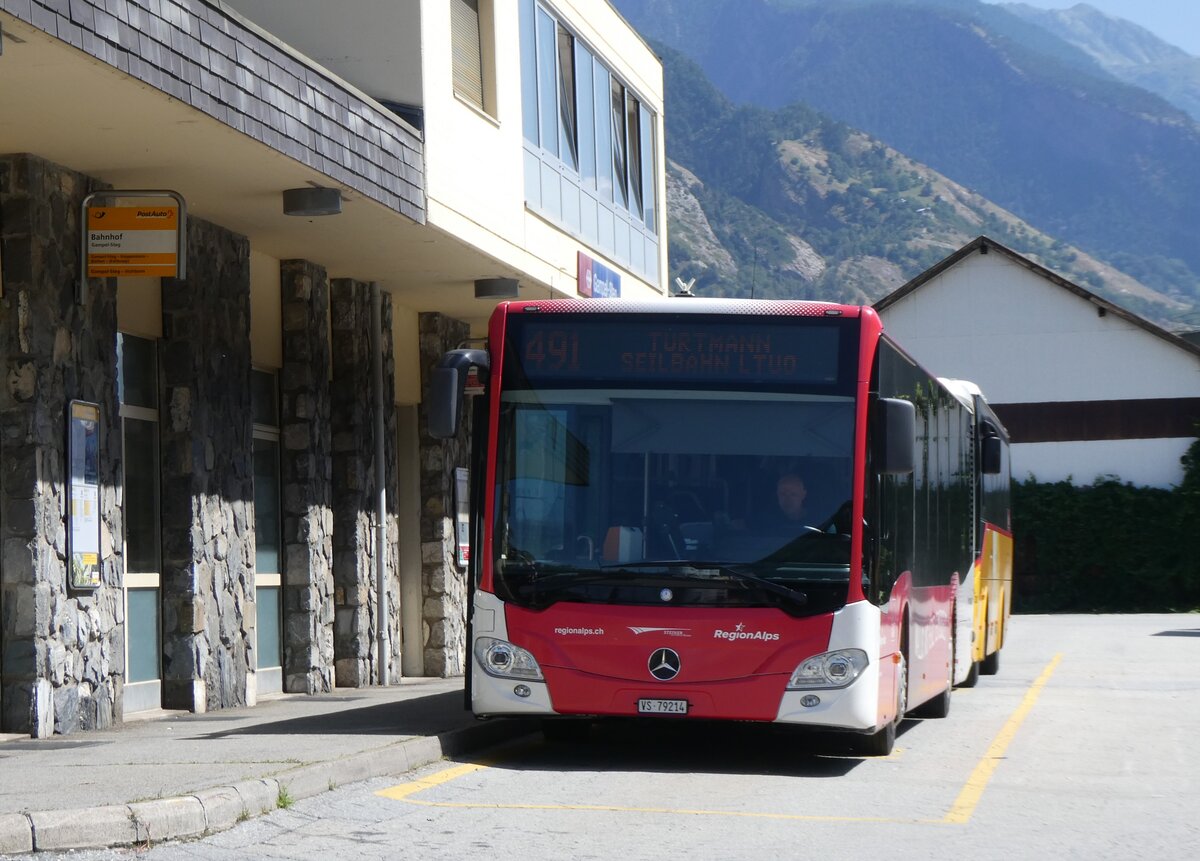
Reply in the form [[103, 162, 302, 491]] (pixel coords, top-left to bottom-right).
[[0, 0, 666, 736]]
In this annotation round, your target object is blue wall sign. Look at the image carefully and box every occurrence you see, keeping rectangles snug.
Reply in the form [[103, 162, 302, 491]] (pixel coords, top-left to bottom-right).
[[577, 252, 621, 298]]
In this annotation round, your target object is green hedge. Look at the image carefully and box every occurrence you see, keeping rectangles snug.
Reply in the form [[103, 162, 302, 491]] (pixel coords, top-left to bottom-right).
[[1012, 438, 1200, 613]]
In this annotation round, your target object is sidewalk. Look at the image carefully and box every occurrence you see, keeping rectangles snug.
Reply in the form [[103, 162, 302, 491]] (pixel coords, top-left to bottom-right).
[[0, 678, 535, 855]]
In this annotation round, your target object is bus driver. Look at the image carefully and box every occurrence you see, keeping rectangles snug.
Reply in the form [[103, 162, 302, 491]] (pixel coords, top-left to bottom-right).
[[775, 472, 809, 524]]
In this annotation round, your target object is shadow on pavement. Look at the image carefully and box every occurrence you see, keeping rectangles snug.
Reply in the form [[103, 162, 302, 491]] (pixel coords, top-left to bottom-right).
[[458, 716, 920, 779], [197, 690, 472, 739]]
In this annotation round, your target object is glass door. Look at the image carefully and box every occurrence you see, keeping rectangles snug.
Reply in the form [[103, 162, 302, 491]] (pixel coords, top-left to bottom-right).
[[119, 334, 162, 713], [252, 370, 283, 695]]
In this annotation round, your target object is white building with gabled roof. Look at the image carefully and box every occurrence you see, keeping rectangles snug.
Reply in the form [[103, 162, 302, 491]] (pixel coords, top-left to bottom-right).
[[875, 236, 1200, 488]]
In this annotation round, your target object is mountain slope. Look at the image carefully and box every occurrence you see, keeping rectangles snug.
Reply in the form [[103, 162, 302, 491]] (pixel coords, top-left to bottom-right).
[[1002, 2, 1200, 122], [657, 44, 1191, 326], [614, 0, 1200, 318]]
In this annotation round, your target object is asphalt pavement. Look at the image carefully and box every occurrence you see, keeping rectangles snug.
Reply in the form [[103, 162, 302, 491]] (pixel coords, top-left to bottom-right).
[[0, 677, 534, 855]]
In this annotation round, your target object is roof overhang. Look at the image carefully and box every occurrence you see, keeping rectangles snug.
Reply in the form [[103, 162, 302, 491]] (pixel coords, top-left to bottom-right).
[[0, 10, 527, 327]]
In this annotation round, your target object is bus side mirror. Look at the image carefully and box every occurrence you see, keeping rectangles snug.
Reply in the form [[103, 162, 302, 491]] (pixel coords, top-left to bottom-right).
[[429, 349, 490, 439], [879, 397, 915, 475], [981, 434, 1002, 475]]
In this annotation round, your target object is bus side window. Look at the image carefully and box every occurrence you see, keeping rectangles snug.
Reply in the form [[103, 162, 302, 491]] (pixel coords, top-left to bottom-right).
[[872, 472, 909, 605]]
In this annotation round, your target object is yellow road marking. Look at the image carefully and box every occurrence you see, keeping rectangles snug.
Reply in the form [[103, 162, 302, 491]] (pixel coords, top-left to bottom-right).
[[375, 762, 489, 801], [943, 653, 1063, 824], [377, 755, 923, 823], [378, 658, 1060, 826], [401, 796, 928, 824]]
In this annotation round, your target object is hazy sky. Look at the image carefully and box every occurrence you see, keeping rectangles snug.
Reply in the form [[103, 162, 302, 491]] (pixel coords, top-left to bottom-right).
[[989, 1, 1200, 56]]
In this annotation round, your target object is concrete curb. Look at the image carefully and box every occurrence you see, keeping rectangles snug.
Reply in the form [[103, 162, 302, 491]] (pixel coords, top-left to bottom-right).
[[27, 805, 138, 853], [0, 718, 535, 856], [0, 817, 32, 856]]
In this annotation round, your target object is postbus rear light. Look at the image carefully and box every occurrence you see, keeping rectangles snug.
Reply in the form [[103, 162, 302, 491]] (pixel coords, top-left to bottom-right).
[[787, 649, 869, 689]]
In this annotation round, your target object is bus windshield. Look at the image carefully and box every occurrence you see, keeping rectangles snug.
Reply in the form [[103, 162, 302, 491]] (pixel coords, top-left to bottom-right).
[[492, 314, 859, 617]]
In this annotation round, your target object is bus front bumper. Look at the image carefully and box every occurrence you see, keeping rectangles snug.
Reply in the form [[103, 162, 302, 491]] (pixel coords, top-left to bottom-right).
[[471, 661, 881, 731]]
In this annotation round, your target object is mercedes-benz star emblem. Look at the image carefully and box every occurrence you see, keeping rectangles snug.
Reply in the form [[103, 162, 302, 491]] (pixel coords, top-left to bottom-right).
[[648, 648, 681, 681]]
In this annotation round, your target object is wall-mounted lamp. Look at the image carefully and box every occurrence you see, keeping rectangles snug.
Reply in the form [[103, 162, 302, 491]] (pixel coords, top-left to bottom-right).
[[474, 277, 519, 299], [283, 187, 342, 216]]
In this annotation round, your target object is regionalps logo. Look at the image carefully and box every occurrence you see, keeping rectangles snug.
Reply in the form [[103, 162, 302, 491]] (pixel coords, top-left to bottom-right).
[[713, 622, 780, 642]]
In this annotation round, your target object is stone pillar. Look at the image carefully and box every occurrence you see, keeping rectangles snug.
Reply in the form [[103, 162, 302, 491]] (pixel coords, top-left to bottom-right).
[[279, 260, 334, 694], [382, 293, 402, 679], [381, 294, 401, 679], [0, 154, 123, 736], [159, 218, 255, 712], [417, 312, 471, 677], [330, 280, 398, 686]]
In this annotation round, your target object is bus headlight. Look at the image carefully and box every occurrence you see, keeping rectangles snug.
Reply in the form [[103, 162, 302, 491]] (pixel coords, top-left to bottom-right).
[[475, 637, 545, 681], [787, 649, 868, 689]]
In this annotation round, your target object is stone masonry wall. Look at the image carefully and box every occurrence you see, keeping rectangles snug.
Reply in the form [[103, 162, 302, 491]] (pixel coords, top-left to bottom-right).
[[159, 218, 255, 712], [0, 154, 124, 736], [278, 259, 334, 695], [417, 312, 471, 677], [330, 280, 398, 686]]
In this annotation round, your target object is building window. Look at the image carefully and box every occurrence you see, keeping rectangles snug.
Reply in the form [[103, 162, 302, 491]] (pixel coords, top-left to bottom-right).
[[252, 369, 283, 692], [451, 0, 484, 110], [118, 333, 162, 712], [593, 59, 613, 202], [535, 6, 558, 158], [627, 93, 644, 220], [253, 439, 281, 576], [123, 417, 160, 581], [610, 77, 628, 209], [639, 102, 657, 231], [576, 40, 596, 188], [519, 0, 660, 283], [557, 25, 578, 169]]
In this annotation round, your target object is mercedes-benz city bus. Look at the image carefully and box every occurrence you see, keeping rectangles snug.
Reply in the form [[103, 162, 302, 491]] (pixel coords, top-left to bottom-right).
[[430, 298, 1011, 755]]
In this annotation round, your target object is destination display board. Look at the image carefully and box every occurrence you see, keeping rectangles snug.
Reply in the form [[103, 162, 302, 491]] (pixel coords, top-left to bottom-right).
[[506, 315, 854, 389]]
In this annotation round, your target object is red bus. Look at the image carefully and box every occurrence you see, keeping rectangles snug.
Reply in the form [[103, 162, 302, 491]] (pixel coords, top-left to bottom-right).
[[430, 298, 1010, 755]]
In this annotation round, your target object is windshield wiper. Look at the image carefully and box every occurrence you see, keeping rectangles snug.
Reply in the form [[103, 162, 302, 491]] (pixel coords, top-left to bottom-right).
[[688, 562, 809, 610], [498, 562, 636, 608], [601, 561, 808, 611]]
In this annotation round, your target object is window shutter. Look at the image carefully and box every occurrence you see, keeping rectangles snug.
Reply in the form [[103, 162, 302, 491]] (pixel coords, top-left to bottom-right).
[[451, 0, 484, 109]]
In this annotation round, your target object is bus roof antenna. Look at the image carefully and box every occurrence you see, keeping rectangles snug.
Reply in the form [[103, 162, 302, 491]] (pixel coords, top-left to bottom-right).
[[674, 277, 696, 297]]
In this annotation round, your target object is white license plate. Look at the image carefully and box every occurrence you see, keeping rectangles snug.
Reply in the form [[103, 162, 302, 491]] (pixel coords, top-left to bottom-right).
[[637, 698, 689, 715]]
